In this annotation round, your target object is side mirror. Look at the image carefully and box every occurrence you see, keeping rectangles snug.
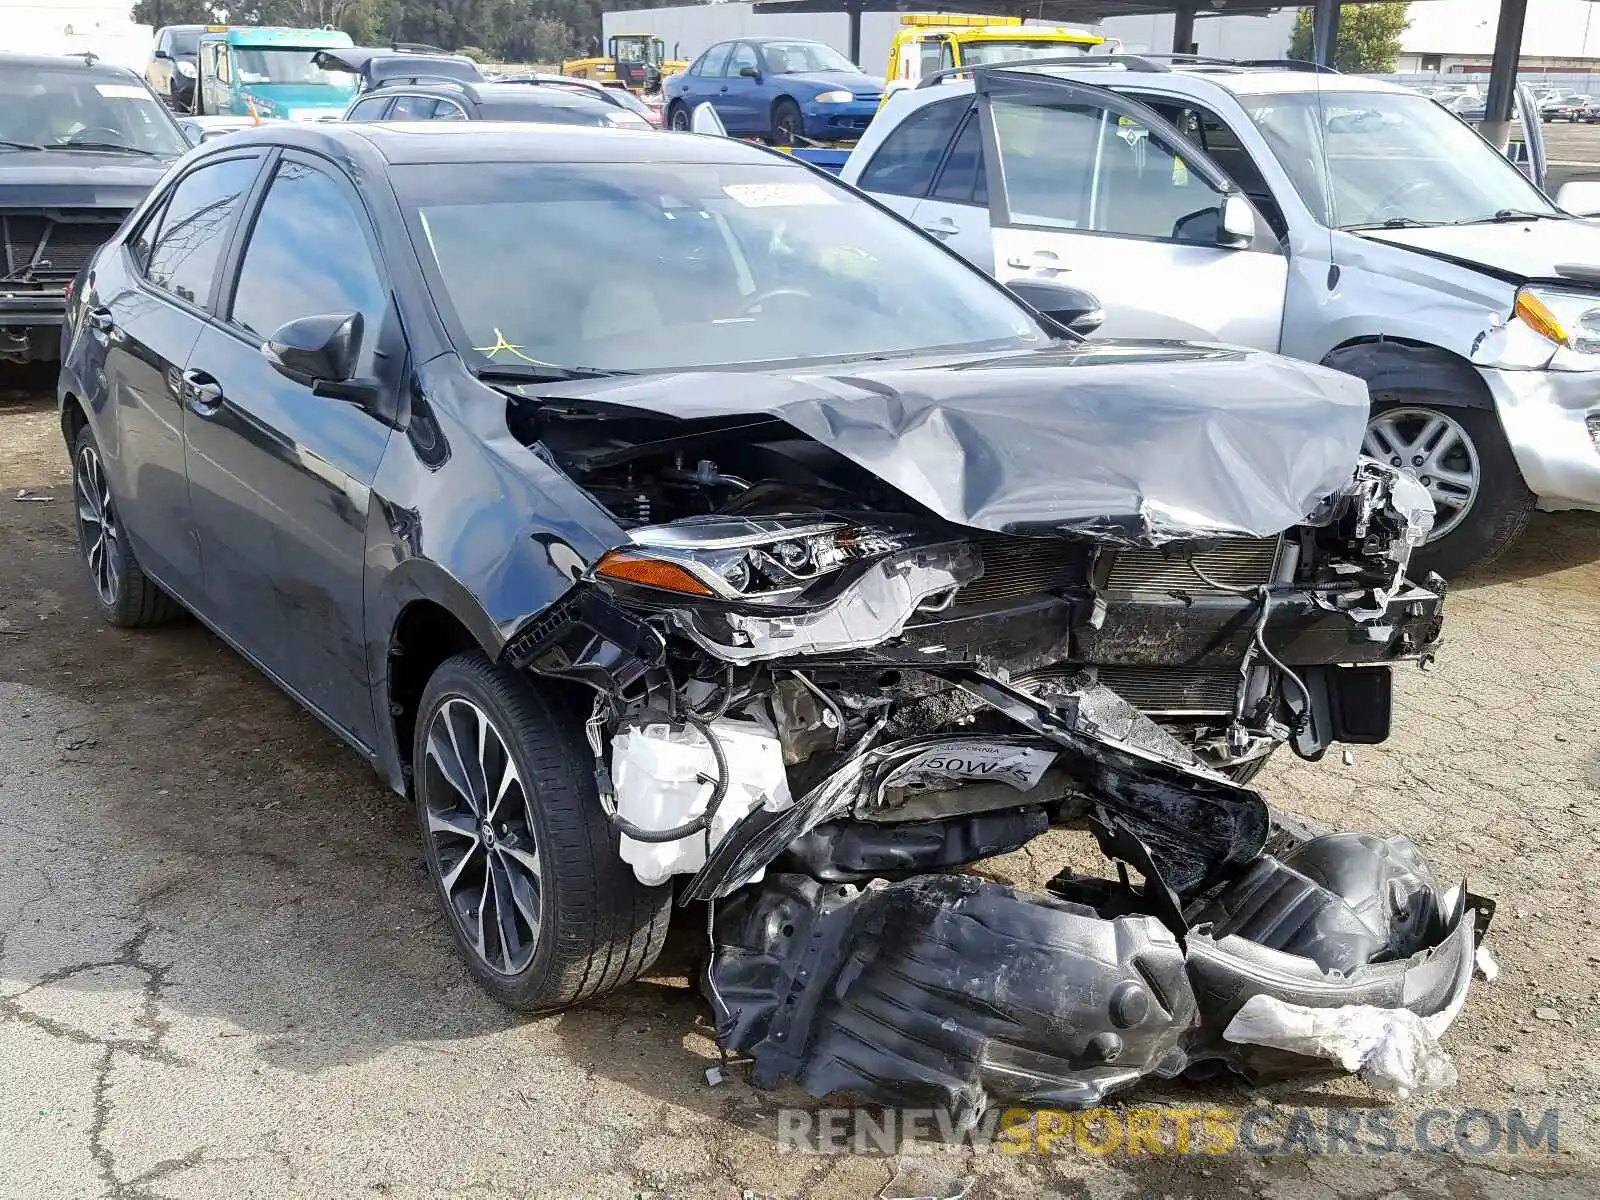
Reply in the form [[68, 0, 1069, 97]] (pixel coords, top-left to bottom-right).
[[264, 312, 381, 403], [1557, 180, 1600, 216], [178, 121, 202, 147], [154, 48, 171, 61], [1006, 280, 1105, 337], [1221, 193, 1256, 246], [738, 65, 761, 79], [690, 102, 728, 136]]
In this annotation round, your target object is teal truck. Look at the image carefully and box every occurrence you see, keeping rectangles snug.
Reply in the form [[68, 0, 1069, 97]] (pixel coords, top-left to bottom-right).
[[193, 27, 357, 120]]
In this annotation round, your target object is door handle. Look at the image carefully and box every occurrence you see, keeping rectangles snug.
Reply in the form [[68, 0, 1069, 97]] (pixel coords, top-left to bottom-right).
[[1005, 249, 1068, 273], [921, 217, 960, 239], [182, 368, 225, 415]]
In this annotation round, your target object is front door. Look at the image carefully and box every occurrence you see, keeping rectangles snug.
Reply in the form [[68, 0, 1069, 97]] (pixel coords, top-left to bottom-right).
[[94, 153, 264, 606], [720, 43, 764, 134], [184, 151, 399, 747], [978, 71, 1288, 349]]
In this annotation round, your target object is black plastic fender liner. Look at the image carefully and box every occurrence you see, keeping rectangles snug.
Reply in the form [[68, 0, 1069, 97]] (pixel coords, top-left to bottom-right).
[[710, 873, 1200, 1120]]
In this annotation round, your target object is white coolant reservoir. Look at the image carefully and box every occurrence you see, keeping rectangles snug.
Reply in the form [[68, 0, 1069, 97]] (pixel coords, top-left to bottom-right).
[[612, 707, 793, 887]]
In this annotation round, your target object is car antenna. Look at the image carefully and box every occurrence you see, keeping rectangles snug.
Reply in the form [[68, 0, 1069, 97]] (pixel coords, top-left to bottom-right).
[[78, 50, 99, 66]]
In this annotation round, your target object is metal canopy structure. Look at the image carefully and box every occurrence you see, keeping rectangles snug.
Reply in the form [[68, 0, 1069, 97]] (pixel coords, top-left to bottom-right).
[[750, 0, 1531, 143]]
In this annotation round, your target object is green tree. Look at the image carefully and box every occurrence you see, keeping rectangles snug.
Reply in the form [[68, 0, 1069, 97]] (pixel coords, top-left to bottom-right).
[[1288, 2, 1409, 73]]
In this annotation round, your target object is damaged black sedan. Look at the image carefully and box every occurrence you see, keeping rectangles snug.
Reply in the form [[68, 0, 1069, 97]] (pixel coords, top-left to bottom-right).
[[59, 123, 1484, 1108]]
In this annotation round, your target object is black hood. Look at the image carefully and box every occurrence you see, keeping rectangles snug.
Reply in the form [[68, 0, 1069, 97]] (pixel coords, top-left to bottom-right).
[[530, 342, 1372, 547], [0, 151, 175, 208]]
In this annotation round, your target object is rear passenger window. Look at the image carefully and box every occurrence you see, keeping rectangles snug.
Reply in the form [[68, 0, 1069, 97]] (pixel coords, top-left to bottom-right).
[[857, 99, 967, 199], [143, 156, 259, 308], [930, 112, 986, 205]]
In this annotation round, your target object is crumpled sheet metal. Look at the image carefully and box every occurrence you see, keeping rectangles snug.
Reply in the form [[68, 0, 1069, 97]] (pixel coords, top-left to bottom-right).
[[708, 834, 1482, 1121], [537, 343, 1371, 548]]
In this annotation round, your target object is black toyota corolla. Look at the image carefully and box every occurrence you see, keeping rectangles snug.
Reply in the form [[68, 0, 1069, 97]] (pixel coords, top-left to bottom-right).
[[59, 123, 1482, 1106]]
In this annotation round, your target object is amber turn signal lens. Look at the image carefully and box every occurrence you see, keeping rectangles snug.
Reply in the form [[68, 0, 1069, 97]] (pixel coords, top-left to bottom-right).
[[593, 551, 715, 596], [1514, 291, 1568, 347]]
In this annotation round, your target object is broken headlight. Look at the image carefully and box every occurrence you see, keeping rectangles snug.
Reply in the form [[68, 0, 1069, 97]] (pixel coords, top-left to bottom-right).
[[589, 516, 981, 663], [592, 517, 912, 604]]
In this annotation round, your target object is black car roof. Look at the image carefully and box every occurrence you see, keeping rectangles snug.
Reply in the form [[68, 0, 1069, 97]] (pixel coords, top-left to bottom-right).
[[0, 54, 146, 80], [212, 121, 784, 166]]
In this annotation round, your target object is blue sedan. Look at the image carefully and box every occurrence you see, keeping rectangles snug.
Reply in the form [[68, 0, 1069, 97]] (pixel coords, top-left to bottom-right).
[[663, 37, 883, 143]]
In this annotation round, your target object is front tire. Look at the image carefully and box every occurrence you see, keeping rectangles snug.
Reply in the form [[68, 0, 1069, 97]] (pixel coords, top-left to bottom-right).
[[667, 101, 689, 131], [72, 425, 182, 627], [413, 653, 670, 1012], [770, 98, 802, 145], [1362, 399, 1535, 577]]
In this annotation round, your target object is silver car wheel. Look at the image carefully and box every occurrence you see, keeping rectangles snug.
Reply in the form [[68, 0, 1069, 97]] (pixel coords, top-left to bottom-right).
[[1362, 407, 1482, 540]]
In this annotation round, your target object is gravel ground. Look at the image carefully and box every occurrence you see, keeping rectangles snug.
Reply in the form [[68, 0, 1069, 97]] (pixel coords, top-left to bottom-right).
[[2, 378, 1598, 1199]]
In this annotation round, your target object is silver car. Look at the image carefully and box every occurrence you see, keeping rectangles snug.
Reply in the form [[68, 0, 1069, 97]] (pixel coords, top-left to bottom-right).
[[844, 62, 1600, 575]]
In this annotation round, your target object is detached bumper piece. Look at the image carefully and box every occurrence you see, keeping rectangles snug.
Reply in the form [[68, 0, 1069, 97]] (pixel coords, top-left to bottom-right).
[[708, 829, 1486, 1120]]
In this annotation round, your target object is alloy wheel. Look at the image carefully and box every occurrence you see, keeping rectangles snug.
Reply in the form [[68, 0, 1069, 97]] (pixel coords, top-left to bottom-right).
[[1362, 407, 1481, 540], [670, 106, 689, 130], [422, 696, 543, 976], [75, 443, 121, 607]]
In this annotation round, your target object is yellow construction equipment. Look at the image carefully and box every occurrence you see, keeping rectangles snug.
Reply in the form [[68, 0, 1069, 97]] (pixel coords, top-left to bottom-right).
[[562, 34, 686, 94]]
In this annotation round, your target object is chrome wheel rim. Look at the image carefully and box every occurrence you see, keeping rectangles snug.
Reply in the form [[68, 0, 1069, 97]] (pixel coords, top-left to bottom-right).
[[74, 443, 121, 606], [423, 697, 542, 976], [1362, 407, 1480, 540]]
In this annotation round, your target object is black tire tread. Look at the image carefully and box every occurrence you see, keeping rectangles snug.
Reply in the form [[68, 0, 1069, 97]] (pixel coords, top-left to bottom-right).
[[415, 653, 670, 1012], [73, 425, 184, 628]]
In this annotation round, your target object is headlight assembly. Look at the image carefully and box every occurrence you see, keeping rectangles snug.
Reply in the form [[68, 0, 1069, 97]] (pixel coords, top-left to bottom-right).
[[592, 517, 911, 604], [1511, 286, 1600, 370], [589, 516, 981, 663], [813, 90, 853, 104]]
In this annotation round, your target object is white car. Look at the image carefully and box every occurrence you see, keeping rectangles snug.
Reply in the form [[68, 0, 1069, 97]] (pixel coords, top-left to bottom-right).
[[842, 60, 1600, 574]]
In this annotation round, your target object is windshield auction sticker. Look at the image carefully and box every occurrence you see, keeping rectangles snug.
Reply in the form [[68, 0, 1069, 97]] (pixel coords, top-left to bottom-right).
[[95, 84, 154, 100]]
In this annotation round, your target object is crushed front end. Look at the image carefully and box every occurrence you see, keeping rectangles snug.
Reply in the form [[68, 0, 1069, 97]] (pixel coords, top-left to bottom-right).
[[500, 362, 1482, 1113]]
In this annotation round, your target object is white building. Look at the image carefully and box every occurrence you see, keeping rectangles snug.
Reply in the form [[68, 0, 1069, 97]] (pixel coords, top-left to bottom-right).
[[605, 1, 1600, 76], [0, 1, 152, 71]]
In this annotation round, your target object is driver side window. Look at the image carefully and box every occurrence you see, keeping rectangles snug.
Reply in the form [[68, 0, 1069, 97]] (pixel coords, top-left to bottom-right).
[[728, 44, 759, 77]]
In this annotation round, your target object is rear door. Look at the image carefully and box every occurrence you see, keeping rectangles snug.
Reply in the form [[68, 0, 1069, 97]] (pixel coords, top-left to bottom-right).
[[183, 151, 401, 747], [91, 152, 263, 607], [977, 70, 1287, 348], [850, 95, 970, 223], [910, 104, 993, 269]]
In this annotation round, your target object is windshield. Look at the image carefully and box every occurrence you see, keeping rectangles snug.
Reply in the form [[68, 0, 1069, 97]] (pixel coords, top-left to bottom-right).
[[964, 41, 1095, 65], [762, 41, 857, 73], [1238, 90, 1557, 228], [232, 47, 355, 89], [0, 65, 188, 155], [613, 38, 662, 65], [170, 30, 201, 57], [398, 160, 1044, 373]]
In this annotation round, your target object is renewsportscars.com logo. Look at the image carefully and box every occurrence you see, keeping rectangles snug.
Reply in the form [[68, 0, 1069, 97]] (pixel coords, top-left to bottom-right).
[[776, 1106, 1562, 1157]]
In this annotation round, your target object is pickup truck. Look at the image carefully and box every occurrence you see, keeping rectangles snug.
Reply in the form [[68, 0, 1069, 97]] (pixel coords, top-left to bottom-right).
[[839, 58, 1600, 575]]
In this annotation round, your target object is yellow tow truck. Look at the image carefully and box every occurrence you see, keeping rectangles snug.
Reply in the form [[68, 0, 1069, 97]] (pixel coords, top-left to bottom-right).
[[561, 34, 686, 95], [882, 14, 1106, 104]]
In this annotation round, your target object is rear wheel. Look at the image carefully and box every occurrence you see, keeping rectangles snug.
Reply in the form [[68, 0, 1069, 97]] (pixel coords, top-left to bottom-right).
[[413, 653, 670, 1012], [770, 98, 802, 145], [1362, 399, 1535, 577], [72, 425, 183, 628]]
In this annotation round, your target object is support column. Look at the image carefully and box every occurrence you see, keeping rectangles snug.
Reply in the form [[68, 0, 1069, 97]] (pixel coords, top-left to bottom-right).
[[1312, 0, 1341, 67], [1172, 2, 1196, 55], [1481, 0, 1529, 152], [847, 0, 862, 64]]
